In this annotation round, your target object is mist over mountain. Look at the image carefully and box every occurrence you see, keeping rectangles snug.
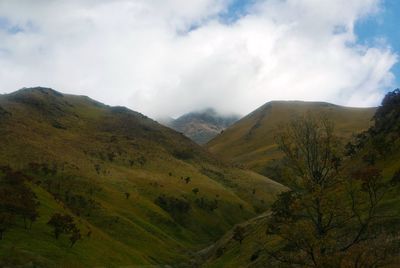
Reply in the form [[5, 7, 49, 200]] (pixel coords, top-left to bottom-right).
[[1, 1, 400, 266], [1, 86, 399, 267], [162, 108, 240, 144], [0, 0, 397, 117]]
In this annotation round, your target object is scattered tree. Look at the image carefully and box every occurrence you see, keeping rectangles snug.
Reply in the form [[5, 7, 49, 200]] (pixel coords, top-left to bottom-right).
[[155, 195, 191, 215], [0, 213, 14, 240], [94, 164, 101, 174], [265, 114, 399, 267], [192, 188, 199, 195], [195, 197, 218, 211], [47, 213, 76, 240], [390, 168, 400, 186], [215, 247, 224, 258], [185, 177, 191, 184], [233, 226, 245, 244], [69, 228, 81, 247]]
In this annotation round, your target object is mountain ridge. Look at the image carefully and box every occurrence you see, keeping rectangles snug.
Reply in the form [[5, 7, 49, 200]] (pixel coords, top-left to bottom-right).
[[0, 87, 285, 267], [197, 91, 400, 268], [207, 100, 376, 181]]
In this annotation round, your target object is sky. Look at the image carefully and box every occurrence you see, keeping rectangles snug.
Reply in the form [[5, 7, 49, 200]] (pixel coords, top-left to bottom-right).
[[0, 0, 398, 118]]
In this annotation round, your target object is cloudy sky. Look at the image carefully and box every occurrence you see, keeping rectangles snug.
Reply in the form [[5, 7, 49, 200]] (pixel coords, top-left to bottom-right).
[[0, 0, 399, 118]]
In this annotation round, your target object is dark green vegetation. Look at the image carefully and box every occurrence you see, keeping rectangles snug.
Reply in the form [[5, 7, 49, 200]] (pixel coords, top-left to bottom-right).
[[0, 167, 39, 239], [1, 87, 399, 267], [47, 213, 81, 247], [207, 101, 376, 184], [263, 115, 399, 267], [166, 108, 239, 145], [199, 90, 400, 267], [0, 87, 284, 267]]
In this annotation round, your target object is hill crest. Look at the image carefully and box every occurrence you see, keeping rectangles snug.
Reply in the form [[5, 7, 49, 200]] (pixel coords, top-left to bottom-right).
[[0, 87, 284, 267], [207, 100, 376, 179]]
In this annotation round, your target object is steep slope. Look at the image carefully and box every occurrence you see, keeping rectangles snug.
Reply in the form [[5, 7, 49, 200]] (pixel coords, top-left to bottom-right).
[[0, 87, 284, 267], [166, 108, 240, 145], [196, 212, 273, 268], [199, 92, 400, 268], [207, 101, 375, 177]]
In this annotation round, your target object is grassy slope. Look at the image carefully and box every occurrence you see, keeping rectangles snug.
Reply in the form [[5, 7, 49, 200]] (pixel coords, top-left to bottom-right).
[[0, 88, 285, 267], [207, 101, 375, 175], [201, 103, 400, 268], [198, 152, 400, 268], [196, 212, 274, 268]]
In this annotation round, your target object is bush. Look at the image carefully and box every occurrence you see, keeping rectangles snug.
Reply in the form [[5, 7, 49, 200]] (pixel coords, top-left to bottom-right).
[[233, 226, 245, 244], [195, 197, 218, 211], [47, 213, 76, 239], [390, 169, 400, 186], [155, 195, 191, 215], [172, 150, 194, 160], [192, 188, 199, 195]]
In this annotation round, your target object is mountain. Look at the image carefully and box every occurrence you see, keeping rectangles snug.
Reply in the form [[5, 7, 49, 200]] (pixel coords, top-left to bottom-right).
[[207, 101, 376, 180], [165, 108, 240, 145], [198, 93, 400, 267], [0, 87, 284, 267]]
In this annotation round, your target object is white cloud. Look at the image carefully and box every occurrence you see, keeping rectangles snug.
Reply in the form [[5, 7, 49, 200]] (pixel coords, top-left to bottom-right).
[[0, 0, 397, 117]]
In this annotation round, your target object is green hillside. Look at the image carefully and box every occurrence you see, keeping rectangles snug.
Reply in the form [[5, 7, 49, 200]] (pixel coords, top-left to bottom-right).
[[199, 92, 400, 268], [198, 150, 400, 267], [196, 212, 274, 268], [0, 87, 285, 267], [207, 101, 376, 178]]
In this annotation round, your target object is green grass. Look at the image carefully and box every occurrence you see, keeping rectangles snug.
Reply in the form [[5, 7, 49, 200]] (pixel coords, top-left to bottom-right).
[[0, 88, 285, 266], [197, 212, 280, 268], [201, 105, 400, 268], [207, 101, 376, 175], [199, 152, 400, 267]]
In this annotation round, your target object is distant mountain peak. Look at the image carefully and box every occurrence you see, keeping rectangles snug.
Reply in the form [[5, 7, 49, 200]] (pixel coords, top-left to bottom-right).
[[14, 87, 64, 97], [192, 107, 218, 116], [163, 108, 240, 145]]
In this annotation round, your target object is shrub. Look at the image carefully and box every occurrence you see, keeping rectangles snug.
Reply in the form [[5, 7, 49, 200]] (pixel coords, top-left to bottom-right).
[[195, 197, 218, 211], [192, 188, 199, 195], [232, 226, 245, 244], [47, 213, 76, 240], [172, 150, 194, 160], [155, 195, 191, 215], [0, 166, 39, 238]]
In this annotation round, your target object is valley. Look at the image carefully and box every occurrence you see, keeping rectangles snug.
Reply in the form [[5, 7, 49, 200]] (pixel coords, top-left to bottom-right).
[[0, 87, 399, 267], [1, 1, 399, 267]]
